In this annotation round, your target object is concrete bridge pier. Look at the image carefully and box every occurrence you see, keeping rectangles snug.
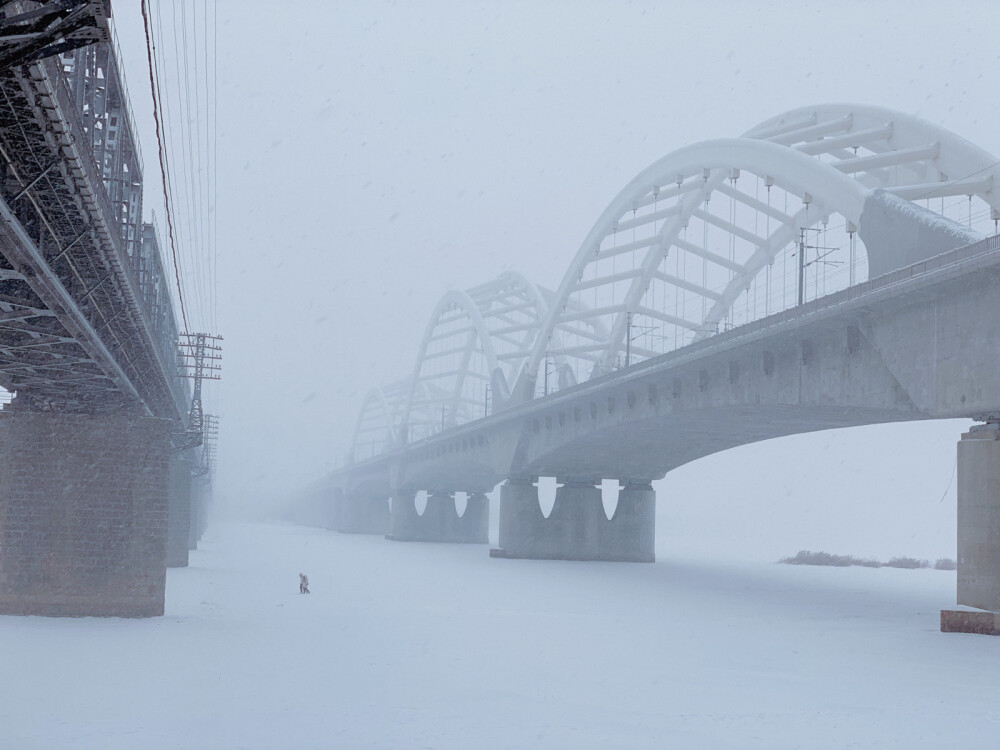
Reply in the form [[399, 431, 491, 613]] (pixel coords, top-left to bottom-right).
[[289, 491, 333, 529], [189, 482, 208, 549], [606, 481, 656, 562], [333, 489, 390, 535], [942, 422, 1000, 635], [166, 453, 194, 567], [386, 490, 488, 543], [492, 477, 655, 562], [0, 411, 172, 617]]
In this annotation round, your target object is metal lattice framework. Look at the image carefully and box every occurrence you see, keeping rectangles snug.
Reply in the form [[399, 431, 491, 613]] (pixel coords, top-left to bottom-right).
[[0, 6, 187, 416], [349, 104, 1000, 460]]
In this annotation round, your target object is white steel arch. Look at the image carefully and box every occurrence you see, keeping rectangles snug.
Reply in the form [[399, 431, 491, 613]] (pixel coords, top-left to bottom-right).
[[518, 106, 996, 398], [350, 379, 410, 462], [401, 270, 609, 442], [404, 289, 500, 442], [522, 138, 869, 393], [746, 104, 1000, 215], [465, 270, 549, 397], [468, 270, 609, 398]]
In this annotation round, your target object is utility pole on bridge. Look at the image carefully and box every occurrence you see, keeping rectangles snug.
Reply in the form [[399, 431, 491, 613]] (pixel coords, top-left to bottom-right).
[[195, 414, 219, 479], [177, 333, 223, 447]]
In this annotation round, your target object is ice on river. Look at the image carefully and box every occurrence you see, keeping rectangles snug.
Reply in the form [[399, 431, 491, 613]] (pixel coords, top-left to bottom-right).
[[1, 515, 997, 750]]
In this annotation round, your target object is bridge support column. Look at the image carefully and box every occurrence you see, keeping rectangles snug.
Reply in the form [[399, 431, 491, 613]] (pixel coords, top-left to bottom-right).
[[166, 454, 193, 567], [492, 477, 655, 562], [0, 411, 171, 617], [387, 490, 488, 543], [290, 492, 333, 528], [942, 423, 1000, 635], [607, 481, 656, 563], [333, 489, 390, 535], [188, 481, 206, 550]]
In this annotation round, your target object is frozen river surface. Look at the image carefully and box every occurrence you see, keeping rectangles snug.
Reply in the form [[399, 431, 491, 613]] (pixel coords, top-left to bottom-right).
[[2, 520, 998, 749]]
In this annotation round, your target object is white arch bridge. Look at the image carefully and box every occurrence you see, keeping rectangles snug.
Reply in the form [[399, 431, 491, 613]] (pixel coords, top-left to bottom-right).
[[306, 104, 1000, 626]]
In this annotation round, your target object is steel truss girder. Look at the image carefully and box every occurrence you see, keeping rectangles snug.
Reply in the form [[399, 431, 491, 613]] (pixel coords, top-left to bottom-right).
[[0, 1, 110, 70], [0, 34, 186, 417]]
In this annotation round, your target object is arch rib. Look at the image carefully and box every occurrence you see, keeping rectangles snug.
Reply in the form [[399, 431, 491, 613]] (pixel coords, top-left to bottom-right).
[[522, 137, 870, 392]]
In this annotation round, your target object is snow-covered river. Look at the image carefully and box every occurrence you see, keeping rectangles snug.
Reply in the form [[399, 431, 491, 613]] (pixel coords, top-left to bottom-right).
[[2, 519, 997, 749]]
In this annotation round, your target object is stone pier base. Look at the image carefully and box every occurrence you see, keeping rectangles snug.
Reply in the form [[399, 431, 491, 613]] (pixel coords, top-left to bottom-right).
[[166, 454, 192, 567], [941, 424, 1000, 634], [0, 411, 172, 617], [188, 481, 206, 551], [492, 477, 655, 562], [333, 490, 390, 535], [941, 609, 1000, 635], [387, 490, 488, 543]]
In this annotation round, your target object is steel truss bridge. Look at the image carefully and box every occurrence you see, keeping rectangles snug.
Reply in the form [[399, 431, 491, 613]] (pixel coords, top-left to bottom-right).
[[0, 1, 219, 618], [0, 0, 188, 418], [350, 103, 1000, 463]]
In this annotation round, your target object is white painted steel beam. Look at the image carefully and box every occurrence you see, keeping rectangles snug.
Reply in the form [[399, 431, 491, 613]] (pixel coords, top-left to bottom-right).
[[793, 123, 894, 156]]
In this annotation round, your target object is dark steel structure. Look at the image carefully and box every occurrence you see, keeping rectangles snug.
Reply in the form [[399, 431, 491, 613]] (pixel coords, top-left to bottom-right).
[[0, 0, 186, 418], [0, 1, 111, 69]]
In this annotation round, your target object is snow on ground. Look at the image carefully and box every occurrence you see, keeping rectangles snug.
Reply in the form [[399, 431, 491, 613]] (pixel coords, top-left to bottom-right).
[[2, 516, 998, 750]]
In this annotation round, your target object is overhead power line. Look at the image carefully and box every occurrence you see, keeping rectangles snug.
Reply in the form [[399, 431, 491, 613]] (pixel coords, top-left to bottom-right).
[[140, 0, 189, 334]]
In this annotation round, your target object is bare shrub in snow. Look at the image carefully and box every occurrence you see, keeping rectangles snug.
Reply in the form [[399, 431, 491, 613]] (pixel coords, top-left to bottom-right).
[[779, 550, 879, 567], [934, 558, 957, 570]]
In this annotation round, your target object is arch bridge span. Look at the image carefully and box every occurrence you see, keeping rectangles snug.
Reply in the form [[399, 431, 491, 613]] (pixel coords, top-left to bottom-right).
[[323, 107, 1000, 615], [349, 103, 998, 462]]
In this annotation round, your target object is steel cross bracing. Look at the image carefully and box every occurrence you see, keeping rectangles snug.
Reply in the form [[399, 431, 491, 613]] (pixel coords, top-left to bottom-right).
[[347, 103, 1000, 462], [0, 1, 111, 69], [0, 2, 188, 418]]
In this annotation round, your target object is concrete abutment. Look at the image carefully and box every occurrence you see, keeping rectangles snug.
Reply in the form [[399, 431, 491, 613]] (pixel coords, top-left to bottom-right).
[[0, 411, 172, 617], [492, 477, 655, 562]]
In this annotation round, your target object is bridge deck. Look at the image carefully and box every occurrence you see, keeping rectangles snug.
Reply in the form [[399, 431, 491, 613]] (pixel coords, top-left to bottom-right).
[[339, 232, 1000, 479]]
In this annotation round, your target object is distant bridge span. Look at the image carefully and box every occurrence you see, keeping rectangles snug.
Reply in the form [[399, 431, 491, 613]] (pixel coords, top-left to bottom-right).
[[300, 105, 1000, 628]]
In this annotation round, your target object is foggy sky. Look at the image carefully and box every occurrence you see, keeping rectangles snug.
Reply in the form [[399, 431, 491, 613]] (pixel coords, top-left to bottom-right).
[[110, 1, 1000, 519]]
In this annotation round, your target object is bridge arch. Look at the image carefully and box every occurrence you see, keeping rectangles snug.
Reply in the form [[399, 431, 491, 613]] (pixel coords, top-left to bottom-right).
[[401, 271, 612, 442], [746, 104, 1000, 212], [349, 380, 410, 462], [404, 288, 499, 442], [518, 108, 993, 398]]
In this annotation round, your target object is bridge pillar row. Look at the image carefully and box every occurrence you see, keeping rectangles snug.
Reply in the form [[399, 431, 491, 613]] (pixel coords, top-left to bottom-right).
[[386, 490, 488, 544], [942, 422, 1000, 635], [166, 453, 194, 567], [0, 411, 172, 617], [333, 488, 390, 535], [190, 481, 209, 550], [492, 477, 655, 562]]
